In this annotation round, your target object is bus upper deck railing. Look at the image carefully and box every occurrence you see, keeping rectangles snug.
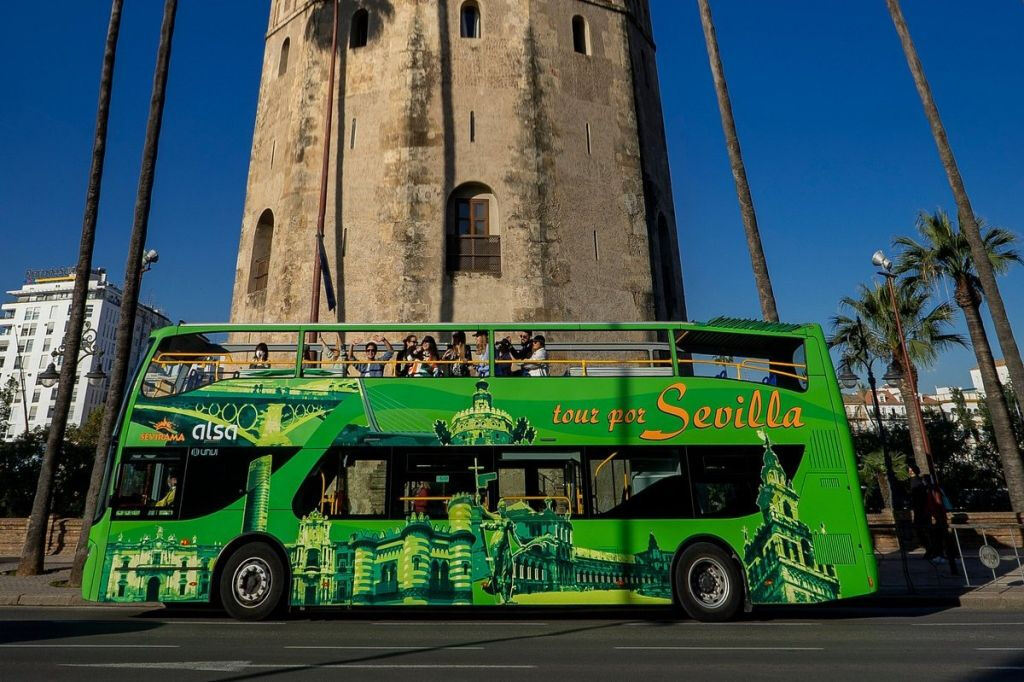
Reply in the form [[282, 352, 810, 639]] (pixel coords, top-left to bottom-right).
[[145, 347, 807, 382]]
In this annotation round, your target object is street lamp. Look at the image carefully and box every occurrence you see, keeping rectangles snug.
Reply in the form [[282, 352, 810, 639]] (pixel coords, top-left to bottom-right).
[[142, 249, 159, 274], [837, 360, 859, 390], [882, 362, 902, 389], [38, 321, 106, 389], [873, 249, 936, 478]]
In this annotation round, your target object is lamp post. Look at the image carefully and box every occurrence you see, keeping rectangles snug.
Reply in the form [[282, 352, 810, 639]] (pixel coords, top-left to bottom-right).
[[37, 321, 107, 390], [837, 316, 913, 590], [9, 324, 31, 437], [872, 250, 936, 479]]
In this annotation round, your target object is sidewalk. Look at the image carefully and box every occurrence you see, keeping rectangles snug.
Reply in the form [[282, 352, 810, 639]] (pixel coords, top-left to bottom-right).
[[2, 551, 1023, 610], [868, 546, 1024, 609]]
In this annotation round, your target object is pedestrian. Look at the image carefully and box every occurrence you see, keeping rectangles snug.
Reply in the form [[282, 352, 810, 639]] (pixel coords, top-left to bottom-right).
[[908, 464, 934, 559], [924, 473, 957, 573]]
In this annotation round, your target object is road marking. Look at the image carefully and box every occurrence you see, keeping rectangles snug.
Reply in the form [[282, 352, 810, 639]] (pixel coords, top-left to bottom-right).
[[153, 620, 287, 626], [285, 646, 485, 650], [978, 648, 1024, 651], [1, 644, 179, 649], [64, 662, 534, 670], [913, 618, 1024, 622], [615, 646, 823, 651], [371, 621, 547, 626], [977, 668, 1024, 671], [251, 664, 536, 669], [63, 661, 250, 672], [626, 621, 820, 627]]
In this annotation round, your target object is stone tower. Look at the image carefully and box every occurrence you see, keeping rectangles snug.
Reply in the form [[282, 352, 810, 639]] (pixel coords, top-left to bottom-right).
[[230, 0, 685, 325]]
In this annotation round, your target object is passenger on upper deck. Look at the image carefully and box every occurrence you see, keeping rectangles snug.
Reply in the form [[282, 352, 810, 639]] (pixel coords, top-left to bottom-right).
[[396, 334, 419, 378], [249, 342, 270, 369], [411, 336, 441, 377], [347, 335, 395, 378], [473, 331, 490, 378], [522, 335, 549, 377], [442, 331, 471, 377], [494, 337, 514, 377]]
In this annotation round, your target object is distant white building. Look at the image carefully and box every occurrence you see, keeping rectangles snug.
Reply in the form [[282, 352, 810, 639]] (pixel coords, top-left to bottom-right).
[[0, 267, 171, 440], [841, 359, 1010, 438], [969, 360, 1010, 396]]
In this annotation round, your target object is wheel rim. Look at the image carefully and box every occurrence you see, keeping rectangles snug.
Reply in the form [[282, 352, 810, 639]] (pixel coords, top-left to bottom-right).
[[687, 557, 730, 609], [232, 557, 272, 609]]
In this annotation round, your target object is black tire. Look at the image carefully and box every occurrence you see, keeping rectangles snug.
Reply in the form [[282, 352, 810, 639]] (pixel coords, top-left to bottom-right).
[[218, 542, 286, 621], [674, 542, 743, 622]]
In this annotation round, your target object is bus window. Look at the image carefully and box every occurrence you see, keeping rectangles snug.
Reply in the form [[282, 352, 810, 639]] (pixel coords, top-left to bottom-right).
[[293, 449, 388, 519], [111, 451, 184, 519], [675, 329, 808, 391], [395, 451, 492, 517], [588, 447, 693, 518], [687, 445, 803, 518], [497, 450, 582, 515], [141, 333, 297, 399]]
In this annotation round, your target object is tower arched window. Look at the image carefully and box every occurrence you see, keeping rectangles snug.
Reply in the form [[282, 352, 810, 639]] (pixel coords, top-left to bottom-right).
[[460, 2, 481, 39], [447, 183, 500, 273], [248, 209, 274, 294], [350, 9, 369, 49], [572, 15, 590, 55], [278, 38, 290, 77]]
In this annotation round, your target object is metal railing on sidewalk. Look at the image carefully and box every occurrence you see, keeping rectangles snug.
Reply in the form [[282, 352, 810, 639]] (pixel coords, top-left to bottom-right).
[[950, 522, 1024, 588]]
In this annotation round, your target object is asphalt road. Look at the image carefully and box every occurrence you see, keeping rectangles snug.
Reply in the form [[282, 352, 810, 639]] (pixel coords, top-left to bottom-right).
[[2, 605, 1024, 681]]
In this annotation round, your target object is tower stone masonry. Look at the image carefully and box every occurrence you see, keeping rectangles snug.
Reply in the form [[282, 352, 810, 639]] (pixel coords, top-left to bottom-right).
[[231, 0, 685, 325]]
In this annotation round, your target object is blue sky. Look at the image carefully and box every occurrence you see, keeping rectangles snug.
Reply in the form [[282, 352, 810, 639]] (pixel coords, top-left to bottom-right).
[[1, 1, 1021, 390]]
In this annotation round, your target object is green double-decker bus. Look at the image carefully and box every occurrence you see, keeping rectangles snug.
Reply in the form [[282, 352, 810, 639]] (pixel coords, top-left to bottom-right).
[[81, 318, 876, 621]]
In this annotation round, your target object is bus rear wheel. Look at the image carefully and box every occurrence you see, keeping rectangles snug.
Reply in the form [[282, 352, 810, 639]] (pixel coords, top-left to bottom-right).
[[219, 542, 285, 621], [674, 542, 743, 622]]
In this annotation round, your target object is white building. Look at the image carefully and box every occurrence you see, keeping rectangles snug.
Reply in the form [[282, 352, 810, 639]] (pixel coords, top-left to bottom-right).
[[969, 361, 1010, 396], [0, 267, 171, 440]]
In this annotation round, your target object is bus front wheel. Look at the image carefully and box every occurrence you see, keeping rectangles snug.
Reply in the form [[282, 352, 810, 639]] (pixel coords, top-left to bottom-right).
[[219, 542, 285, 621], [674, 542, 743, 622]]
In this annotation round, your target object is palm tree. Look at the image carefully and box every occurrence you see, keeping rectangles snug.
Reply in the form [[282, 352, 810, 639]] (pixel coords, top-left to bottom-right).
[[886, 0, 1024, 416], [830, 279, 966, 475], [894, 210, 1024, 513], [696, 0, 779, 322], [69, 0, 178, 587], [17, 0, 124, 577]]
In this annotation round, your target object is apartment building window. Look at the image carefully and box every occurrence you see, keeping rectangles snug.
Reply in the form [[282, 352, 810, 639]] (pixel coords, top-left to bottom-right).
[[25, 307, 40, 321]]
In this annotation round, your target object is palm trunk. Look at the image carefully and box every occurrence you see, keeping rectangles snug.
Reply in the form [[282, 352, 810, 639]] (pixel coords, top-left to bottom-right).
[[896, 362, 930, 476], [69, 0, 177, 588], [16, 0, 124, 577], [696, 0, 779, 322], [876, 472, 893, 511], [958, 288, 1024, 513], [886, 0, 1024, 417]]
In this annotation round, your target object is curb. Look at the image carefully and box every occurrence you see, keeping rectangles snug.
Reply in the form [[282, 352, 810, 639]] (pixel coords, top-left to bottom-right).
[[0, 595, 161, 607]]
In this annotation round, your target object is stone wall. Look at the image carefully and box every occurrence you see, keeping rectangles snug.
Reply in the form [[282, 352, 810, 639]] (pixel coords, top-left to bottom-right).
[[0, 518, 81, 558], [868, 511, 1024, 554]]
